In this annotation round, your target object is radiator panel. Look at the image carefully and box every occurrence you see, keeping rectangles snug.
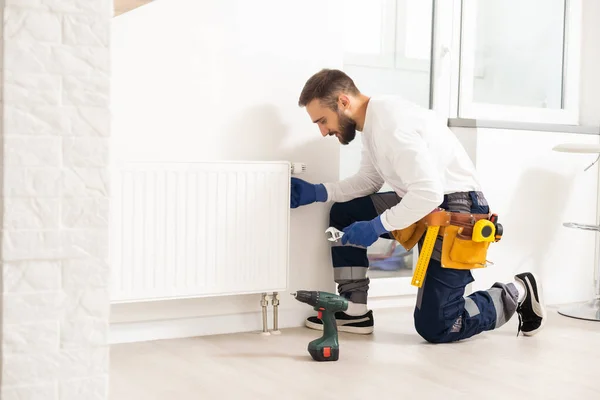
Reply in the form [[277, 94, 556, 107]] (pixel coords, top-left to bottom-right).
[[110, 161, 291, 302]]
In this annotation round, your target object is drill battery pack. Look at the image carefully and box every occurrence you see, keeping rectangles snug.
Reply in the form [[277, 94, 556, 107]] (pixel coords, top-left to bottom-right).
[[308, 345, 339, 362]]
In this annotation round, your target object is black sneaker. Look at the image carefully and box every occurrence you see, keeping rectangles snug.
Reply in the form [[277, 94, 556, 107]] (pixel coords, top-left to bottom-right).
[[515, 272, 546, 336], [305, 310, 374, 334]]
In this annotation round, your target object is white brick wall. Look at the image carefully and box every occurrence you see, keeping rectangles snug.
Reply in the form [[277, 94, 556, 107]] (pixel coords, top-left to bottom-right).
[[1, 0, 111, 399]]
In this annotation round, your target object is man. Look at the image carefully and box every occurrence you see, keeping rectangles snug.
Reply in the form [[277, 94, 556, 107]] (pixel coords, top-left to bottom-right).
[[290, 68, 546, 343]]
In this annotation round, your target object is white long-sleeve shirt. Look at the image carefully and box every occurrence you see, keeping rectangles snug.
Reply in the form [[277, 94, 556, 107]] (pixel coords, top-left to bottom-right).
[[322, 95, 483, 231]]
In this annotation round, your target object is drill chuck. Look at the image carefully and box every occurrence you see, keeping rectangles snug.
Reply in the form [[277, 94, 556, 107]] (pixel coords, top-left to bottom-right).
[[291, 290, 348, 313], [291, 290, 319, 307]]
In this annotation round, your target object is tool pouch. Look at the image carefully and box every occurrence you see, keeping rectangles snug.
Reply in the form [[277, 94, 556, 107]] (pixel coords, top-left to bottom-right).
[[390, 223, 425, 251], [441, 225, 490, 270]]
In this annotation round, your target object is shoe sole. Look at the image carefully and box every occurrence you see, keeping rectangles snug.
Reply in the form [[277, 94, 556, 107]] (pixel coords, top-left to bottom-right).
[[518, 272, 547, 336], [305, 319, 374, 335]]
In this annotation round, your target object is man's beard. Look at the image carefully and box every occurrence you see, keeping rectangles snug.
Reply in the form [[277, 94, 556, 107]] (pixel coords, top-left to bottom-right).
[[336, 112, 357, 145]]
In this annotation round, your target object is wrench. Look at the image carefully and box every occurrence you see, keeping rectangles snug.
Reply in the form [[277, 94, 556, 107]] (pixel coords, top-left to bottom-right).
[[325, 227, 344, 242]]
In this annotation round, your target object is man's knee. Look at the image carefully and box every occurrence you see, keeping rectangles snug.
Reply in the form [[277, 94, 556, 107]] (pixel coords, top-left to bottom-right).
[[329, 202, 346, 224], [329, 199, 367, 228], [414, 312, 453, 344]]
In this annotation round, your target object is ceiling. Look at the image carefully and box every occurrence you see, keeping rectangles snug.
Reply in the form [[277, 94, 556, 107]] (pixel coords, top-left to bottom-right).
[[114, 0, 153, 16]]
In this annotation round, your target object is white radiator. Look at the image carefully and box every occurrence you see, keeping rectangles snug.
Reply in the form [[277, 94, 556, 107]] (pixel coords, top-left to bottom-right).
[[110, 161, 291, 303]]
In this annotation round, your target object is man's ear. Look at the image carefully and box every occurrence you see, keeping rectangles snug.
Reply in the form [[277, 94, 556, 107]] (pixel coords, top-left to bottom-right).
[[338, 94, 350, 110]]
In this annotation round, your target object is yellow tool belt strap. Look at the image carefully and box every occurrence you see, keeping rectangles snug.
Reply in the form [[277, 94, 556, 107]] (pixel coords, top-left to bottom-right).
[[428, 210, 491, 236], [391, 209, 490, 251]]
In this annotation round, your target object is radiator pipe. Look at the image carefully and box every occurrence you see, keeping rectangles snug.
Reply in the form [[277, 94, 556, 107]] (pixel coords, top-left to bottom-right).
[[260, 292, 270, 335], [271, 292, 281, 334]]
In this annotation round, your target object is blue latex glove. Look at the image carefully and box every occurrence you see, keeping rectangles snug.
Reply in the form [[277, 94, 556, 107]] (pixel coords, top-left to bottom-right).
[[290, 177, 327, 208], [341, 216, 389, 247]]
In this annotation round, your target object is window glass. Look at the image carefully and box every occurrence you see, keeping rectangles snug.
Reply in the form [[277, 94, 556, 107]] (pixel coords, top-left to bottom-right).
[[470, 0, 566, 109], [343, 0, 387, 56], [343, 0, 433, 108]]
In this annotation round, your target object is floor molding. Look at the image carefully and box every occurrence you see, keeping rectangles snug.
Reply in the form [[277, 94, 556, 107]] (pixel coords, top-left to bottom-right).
[[109, 295, 416, 344], [110, 308, 308, 344]]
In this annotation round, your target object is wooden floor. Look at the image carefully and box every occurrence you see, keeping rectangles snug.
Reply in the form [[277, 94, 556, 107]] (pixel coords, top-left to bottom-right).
[[110, 306, 600, 400]]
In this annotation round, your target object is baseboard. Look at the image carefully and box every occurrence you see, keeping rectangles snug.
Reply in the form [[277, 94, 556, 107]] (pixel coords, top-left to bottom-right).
[[109, 308, 309, 344], [109, 295, 417, 344]]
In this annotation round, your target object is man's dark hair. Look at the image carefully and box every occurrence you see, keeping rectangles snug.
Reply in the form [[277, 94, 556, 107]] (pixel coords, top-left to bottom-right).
[[298, 69, 360, 110]]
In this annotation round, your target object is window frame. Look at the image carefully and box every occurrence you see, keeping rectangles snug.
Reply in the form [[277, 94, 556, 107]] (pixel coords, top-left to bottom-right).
[[450, 0, 582, 124], [343, 0, 584, 123]]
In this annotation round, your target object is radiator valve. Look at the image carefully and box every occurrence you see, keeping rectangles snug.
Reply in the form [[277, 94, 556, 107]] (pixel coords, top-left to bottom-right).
[[291, 162, 306, 175]]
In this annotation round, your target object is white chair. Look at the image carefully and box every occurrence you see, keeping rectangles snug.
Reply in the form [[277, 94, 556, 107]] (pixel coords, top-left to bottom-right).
[[552, 143, 600, 321]]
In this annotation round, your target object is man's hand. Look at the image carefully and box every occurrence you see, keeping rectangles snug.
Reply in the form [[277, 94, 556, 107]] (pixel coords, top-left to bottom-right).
[[290, 177, 327, 208], [341, 216, 389, 247]]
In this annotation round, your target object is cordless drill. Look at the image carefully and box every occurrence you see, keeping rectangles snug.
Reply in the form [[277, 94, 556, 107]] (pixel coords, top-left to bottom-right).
[[291, 290, 348, 362]]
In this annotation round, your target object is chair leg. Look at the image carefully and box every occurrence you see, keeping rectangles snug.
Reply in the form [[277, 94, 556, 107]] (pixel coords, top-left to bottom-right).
[[557, 222, 600, 321]]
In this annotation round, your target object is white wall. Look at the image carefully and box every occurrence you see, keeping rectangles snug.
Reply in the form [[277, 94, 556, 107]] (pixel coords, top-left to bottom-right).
[[452, 127, 599, 305], [1, 0, 112, 398], [110, 0, 343, 340]]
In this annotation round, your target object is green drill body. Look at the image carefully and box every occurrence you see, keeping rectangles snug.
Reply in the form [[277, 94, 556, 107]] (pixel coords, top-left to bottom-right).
[[292, 290, 348, 361]]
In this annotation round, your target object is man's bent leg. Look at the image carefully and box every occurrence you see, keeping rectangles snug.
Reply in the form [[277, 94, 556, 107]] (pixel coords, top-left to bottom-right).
[[329, 192, 400, 304], [412, 190, 518, 343], [304, 192, 400, 334], [414, 258, 519, 343]]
